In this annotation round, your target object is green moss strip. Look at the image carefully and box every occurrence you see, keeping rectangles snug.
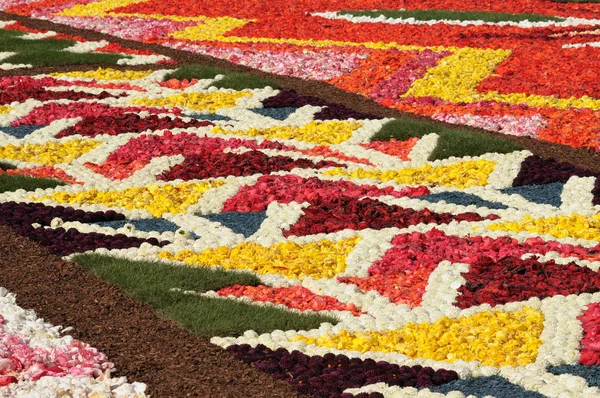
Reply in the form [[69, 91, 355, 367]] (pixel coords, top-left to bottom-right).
[[342, 9, 564, 23], [164, 65, 282, 90], [72, 254, 337, 338], [371, 118, 523, 160], [0, 162, 16, 171], [3, 52, 129, 67], [164, 65, 226, 81], [0, 174, 65, 193], [0, 28, 131, 67]]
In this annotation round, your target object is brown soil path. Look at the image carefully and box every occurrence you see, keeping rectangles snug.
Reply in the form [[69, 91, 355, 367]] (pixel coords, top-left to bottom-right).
[[0, 227, 307, 398]]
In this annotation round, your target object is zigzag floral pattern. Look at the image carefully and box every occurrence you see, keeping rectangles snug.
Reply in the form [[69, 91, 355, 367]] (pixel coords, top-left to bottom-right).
[[2, 67, 600, 396]]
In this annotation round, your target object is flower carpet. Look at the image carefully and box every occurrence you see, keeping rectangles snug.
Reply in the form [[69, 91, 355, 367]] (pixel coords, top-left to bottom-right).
[[0, 59, 600, 397], [2, 0, 600, 149], [1, 2, 600, 398]]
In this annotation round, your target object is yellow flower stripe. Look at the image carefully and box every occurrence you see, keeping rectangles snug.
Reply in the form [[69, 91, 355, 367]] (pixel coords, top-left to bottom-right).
[[488, 213, 600, 241], [59, 0, 149, 17], [325, 159, 496, 189], [403, 47, 511, 103], [294, 307, 544, 367], [169, 17, 253, 41], [212, 120, 363, 145], [131, 92, 251, 112], [159, 237, 361, 279], [107, 12, 205, 22], [51, 68, 154, 81], [404, 47, 600, 110], [0, 106, 12, 114], [37, 180, 224, 217], [481, 90, 600, 111], [0, 140, 100, 165], [171, 30, 458, 53]]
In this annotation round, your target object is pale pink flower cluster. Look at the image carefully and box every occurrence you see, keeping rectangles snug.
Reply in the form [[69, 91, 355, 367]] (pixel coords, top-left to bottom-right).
[[432, 112, 546, 138], [0, 314, 112, 386], [178, 44, 367, 80]]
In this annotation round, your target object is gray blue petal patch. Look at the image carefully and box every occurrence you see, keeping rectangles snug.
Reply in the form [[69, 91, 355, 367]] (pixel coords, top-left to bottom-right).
[[548, 365, 600, 387], [429, 376, 545, 398], [501, 183, 564, 207], [188, 114, 231, 121], [200, 211, 267, 237], [251, 107, 298, 121], [420, 191, 508, 210], [1, 125, 44, 139], [94, 218, 198, 238]]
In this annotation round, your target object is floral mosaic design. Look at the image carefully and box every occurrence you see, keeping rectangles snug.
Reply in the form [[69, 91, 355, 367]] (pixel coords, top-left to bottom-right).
[[2, 0, 600, 150], [2, 67, 600, 396]]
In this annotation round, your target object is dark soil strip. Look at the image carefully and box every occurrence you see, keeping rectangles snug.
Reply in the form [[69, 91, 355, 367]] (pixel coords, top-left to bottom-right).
[[0, 226, 305, 398], [3, 12, 600, 172]]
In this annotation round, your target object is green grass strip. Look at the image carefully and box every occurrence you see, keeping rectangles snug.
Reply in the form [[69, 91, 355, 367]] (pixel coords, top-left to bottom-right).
[[164, 65, 282, 90], [343, 9, 564, 23], [212, 73, 282, 90], [0, 28, 131, 67], [73, 254, 338, 338], [3, 51, 129, 67], [0, 38, 76, 52], [371, 118, 523, 160], [0, 162, 16, 171], [0, 29, 76, 52], [0, 174, 65, 192], [164, 65, 228, 80]]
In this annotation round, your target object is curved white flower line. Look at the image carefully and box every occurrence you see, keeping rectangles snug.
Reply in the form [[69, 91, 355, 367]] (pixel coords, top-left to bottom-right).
[[312, 11, 600, 29], [343, 383, 474, 397]]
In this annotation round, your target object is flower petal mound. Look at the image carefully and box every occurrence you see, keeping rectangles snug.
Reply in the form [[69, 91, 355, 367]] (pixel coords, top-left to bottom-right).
[[283, 197, 485, 237], [227, 344, 459, 396], [223, 175, 428, 212], [159, 237, 361, 279], [56, 114, 212, 138], [294, 307, 545, 367], [360, 138, 419, 160], [212, 120, 364, 145], [456, 257, 600, 309], [326, 159, 497, 188], [38, 180, 225, 217], [131, 91, 252, 112], [488, 214, 600, 241], [579, 303, 600, 366], [217, 285, 363, 314], [0, 140, 100, 165], [159, 151, 343, 181]]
